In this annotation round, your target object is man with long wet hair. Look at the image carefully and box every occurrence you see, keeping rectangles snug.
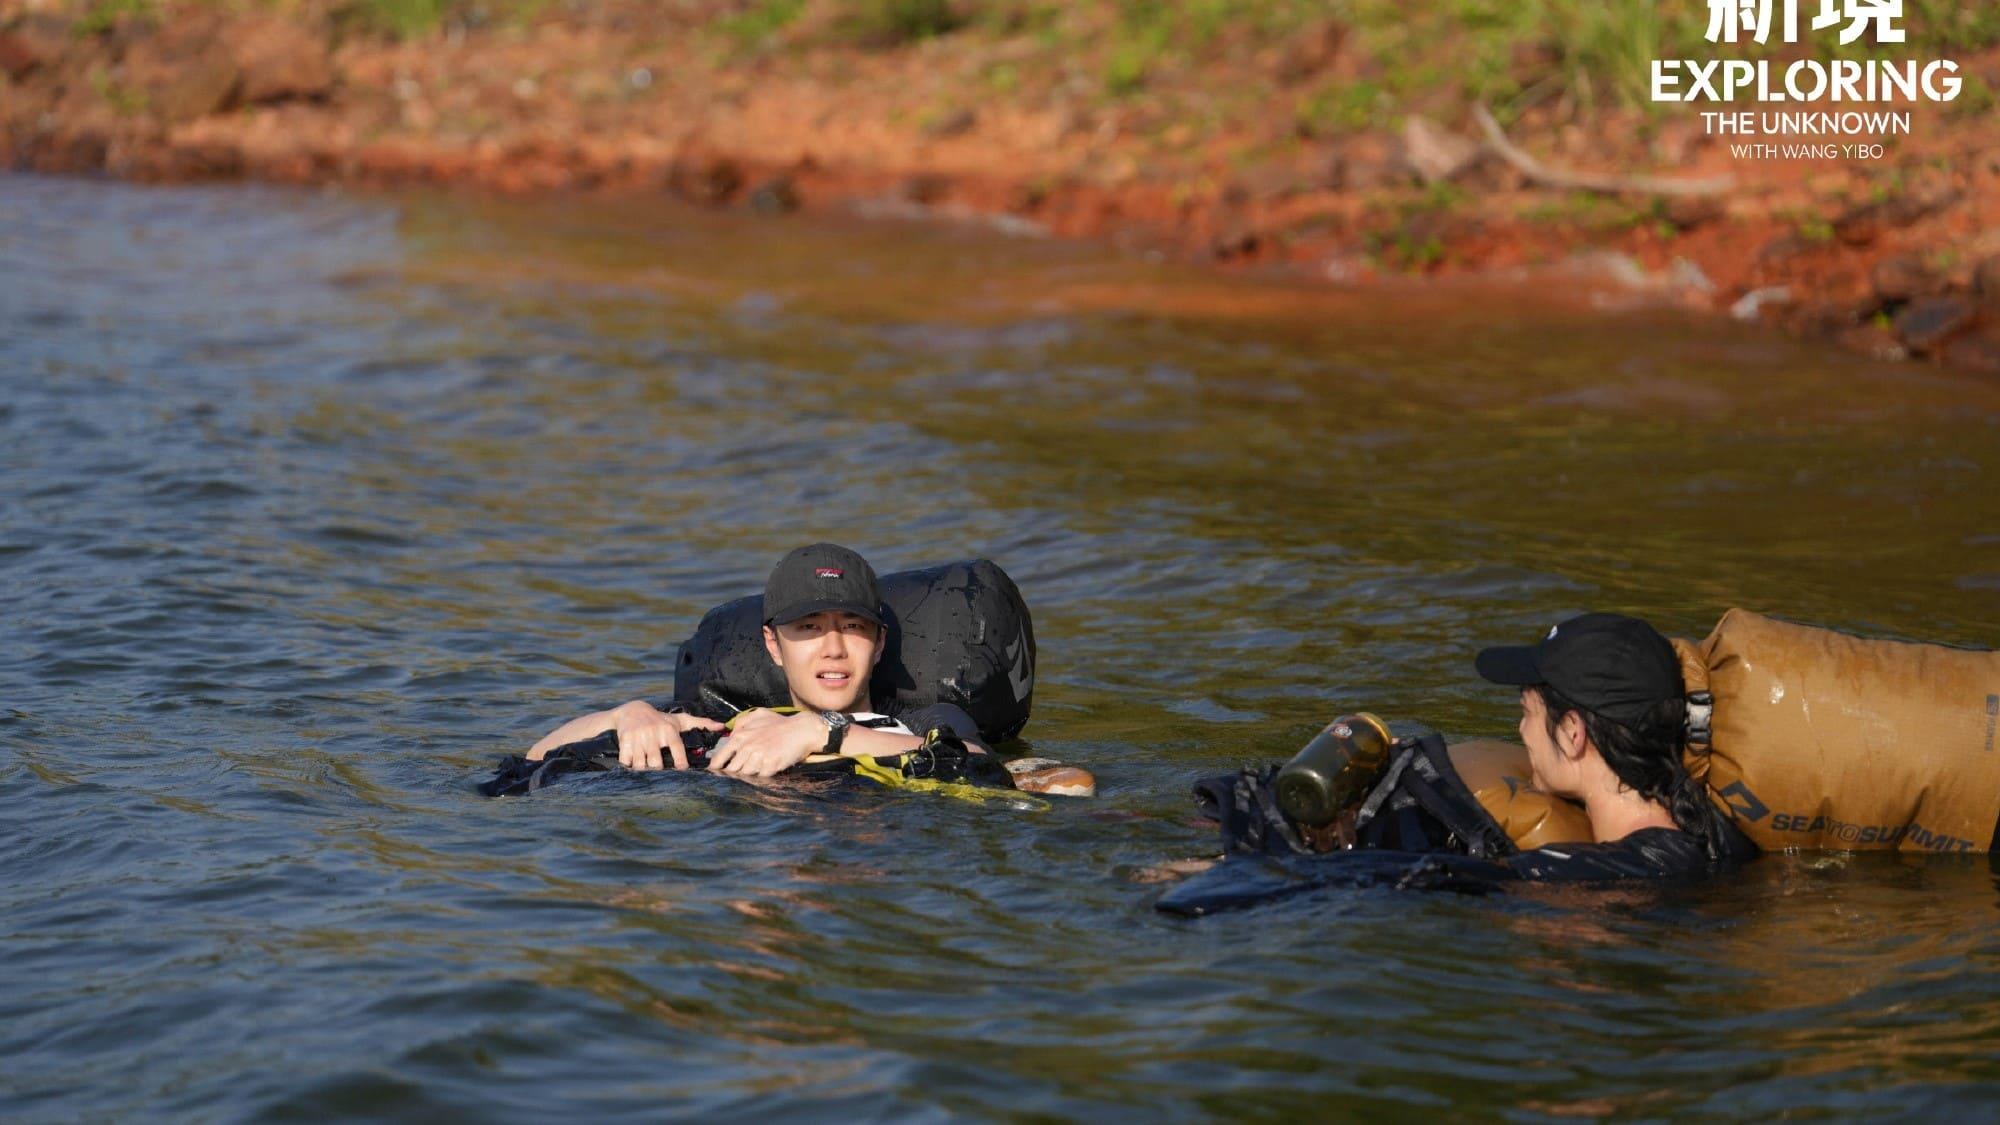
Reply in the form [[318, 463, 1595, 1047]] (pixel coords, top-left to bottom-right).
[[1474, 612, 1745, 877]]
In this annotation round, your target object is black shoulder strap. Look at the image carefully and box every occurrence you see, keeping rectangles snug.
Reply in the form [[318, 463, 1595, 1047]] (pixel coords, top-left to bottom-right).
[[1351, 734, 1518, 859], [1412, 737, 1517, 858]]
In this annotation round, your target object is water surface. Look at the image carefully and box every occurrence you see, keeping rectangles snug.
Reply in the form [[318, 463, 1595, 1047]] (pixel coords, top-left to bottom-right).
[[4, 174, 1999, 1120]]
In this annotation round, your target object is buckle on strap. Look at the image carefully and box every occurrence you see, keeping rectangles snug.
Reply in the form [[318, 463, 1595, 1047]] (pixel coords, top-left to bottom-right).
[[903, 734, 942, 779], [1685, 691, 1713, 748]]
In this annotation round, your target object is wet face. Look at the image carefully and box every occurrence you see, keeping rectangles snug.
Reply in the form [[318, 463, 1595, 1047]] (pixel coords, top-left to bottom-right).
[[1519, 687, 1584, 797], [762, 611, 883, 712]]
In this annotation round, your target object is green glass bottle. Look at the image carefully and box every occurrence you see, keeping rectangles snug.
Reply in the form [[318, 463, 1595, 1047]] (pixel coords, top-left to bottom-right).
[[1274, 712, 1394, 827]]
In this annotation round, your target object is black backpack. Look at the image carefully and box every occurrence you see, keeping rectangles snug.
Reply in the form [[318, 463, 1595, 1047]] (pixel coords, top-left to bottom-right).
[[671, 558, 1036, 743]]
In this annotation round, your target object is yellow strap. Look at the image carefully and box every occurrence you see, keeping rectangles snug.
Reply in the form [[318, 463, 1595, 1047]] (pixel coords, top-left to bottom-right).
[[717, 712, 1041, 808], [848, 754, 1048, 810]]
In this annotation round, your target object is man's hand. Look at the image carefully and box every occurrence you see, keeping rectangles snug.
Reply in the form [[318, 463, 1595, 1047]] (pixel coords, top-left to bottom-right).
[[609, 700, 725, 771], [707, 708, 825, 778]]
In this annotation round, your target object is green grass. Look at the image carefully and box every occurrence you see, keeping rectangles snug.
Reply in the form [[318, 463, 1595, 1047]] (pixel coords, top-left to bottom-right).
[[1877, 0, 2000, 56], [85, 63, 148, 113], [58, 0, 2000, 126], [1096, 0, 1328, 97], [1296, 80, 1384, 135], [1335, 0, 1704, 120], [715, 0, 808, 46], [1346, 0, 2000, 120], [1103, 30, 1163, 96], [847, 0, 961, 44], [1794, 213, 1836, 245], [1517, 191, 1678, 234], [74, 0, 156, 35], [1364, 225, 1446, 270], [324, 0, 554, 40], [984, 60, 1019, 93], [344, 0, 446, 39], [1096, 0, 2000, 126], [718, 0, 962, 49], [1946, 71, 1997, 120]]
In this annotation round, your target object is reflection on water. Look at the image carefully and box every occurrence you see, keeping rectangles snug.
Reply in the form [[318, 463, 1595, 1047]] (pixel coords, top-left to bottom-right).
[[2, 174, 1997, 1119]]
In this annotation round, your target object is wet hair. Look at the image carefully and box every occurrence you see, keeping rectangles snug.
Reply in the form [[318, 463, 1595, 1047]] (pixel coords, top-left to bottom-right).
[[1532, 684, 1730, 856]]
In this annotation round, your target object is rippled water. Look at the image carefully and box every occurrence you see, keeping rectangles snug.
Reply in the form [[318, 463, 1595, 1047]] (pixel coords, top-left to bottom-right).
[[5, 174, 2000, 1120]]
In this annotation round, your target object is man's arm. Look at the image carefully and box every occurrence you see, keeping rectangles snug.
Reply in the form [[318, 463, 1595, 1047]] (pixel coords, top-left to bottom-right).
[[703, 708, 886, 777], [528, 708, 618, 758], [838, 724, 926, 759], [708, 708, 942, 778], [705, 705, 989, 778], [528, 699, 724, 770]]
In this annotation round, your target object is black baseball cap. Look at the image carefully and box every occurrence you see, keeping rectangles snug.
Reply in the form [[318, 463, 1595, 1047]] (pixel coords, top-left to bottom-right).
[[1475, 612, 1683, 726], [762, 543, 884, 627]]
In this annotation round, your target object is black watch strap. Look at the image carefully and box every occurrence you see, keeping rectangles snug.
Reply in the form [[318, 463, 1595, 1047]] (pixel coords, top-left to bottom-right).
[[819, 710, 851, 755]]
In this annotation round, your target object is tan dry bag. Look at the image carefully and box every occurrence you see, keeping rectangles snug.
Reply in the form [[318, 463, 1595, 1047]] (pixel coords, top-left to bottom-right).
[[1444, 739, 1594, 850], [1676, 609, 2000, 853]]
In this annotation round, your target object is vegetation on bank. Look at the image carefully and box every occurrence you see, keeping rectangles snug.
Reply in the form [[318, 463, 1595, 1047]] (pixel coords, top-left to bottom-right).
[[52, 0, 2000, 129]]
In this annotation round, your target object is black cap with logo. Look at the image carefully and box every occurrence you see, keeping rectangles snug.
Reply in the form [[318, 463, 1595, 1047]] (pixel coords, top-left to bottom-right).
[[762, 543, 884, 627], [1475, 612, 1684, 726]]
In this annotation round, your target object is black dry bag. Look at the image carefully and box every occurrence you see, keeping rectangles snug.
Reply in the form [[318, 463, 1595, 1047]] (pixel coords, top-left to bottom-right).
[[672, 558, 1036, 743]]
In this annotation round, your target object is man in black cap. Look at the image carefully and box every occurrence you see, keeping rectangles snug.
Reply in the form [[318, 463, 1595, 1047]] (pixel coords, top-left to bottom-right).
[[527, 543, 986, 777], [1473, 611, 1738, 873]]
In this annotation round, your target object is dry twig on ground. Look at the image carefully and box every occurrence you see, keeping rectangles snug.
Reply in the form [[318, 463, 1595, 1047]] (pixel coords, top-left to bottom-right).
[[1473, 104, 1735, 197]]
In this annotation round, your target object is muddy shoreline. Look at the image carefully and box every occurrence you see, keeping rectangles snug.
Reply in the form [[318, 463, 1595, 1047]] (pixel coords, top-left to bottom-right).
[[5, 1, 1999, 372]]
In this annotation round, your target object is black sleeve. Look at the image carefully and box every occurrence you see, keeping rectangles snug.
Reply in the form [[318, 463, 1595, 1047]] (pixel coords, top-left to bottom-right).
[[892, 702, 989, 750], [1369, 828, 1725, 892], [1713, 819, 1761, 866], [1156, 849, 1503, 916], [1313, 830, 1713, 896], [1157, 827, 1746, 916], [1492, 827, 1713, 882]]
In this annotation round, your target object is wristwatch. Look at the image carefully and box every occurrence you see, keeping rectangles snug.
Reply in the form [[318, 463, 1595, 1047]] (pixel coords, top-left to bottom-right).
[[818, 709, 852, 755]]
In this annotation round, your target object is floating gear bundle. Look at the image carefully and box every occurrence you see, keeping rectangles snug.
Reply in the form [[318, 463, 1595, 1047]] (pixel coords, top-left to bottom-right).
[[1166, 731, 1708, 915], [1197, 728, 1569, 862], [673, 558, 1036, 744], [480, 722, 1026, 805], [1263, 713, 1593, 855], [486, 559, 1040, 805]]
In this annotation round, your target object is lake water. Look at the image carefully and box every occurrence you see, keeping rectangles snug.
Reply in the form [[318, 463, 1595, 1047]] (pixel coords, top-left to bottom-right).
[[4, 173, 1999, 1119]]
